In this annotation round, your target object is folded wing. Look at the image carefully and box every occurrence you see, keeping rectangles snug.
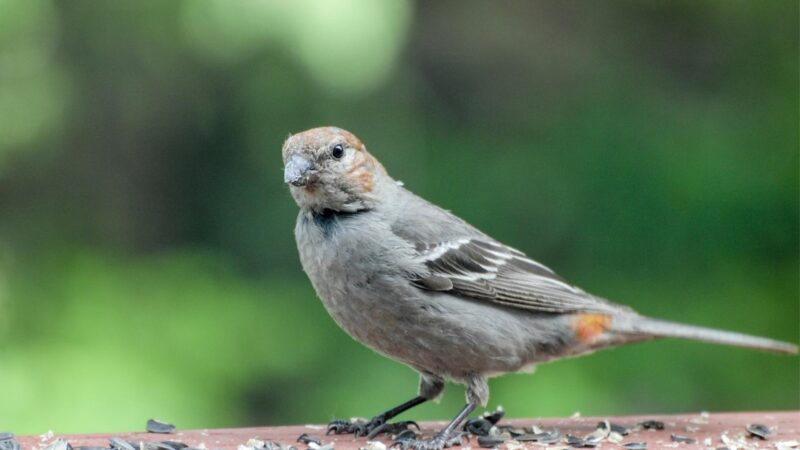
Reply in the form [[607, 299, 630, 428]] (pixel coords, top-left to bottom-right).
[[411, 238, 627, 314]]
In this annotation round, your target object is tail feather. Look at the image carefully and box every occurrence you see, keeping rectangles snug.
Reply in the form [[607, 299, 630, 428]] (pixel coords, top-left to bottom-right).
[[612, 315, 798, 355]]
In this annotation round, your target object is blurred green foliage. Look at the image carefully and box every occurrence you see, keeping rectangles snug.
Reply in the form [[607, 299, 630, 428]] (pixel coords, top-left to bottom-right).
[[0, 0, 797, 435]]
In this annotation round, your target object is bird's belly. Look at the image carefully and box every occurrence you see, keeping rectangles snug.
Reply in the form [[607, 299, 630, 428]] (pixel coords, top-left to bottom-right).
[[314, 274, 576, 380]]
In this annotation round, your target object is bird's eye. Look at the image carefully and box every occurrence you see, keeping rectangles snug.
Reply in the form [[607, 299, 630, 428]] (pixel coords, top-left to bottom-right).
[[332, 144, 345, 159]]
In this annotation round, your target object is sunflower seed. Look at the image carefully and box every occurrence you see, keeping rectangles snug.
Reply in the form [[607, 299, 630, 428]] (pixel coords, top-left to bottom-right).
[[0, 434, 19, 450], [110, 438, 137, 450], [297, 434, 321, 446], [464, 418, 493, 436], [670, 434, 695, 444], [566, 434, 597, 448], [160, 443, 186, 450], [477, 435, 504, 448], [609, 423, 630, 436], [482, 407, 505, 425], [44, 439, 73, 450], [360, 442, 386, 450], [496, 427, 526, 438], [147, 419, 176, 434], [584, 422, 609, 445], [608, 432, 623, 444], [640, 420, 665, 431], [746, 423, 771, 440], [394, 430, 418, 442], [535, 430, 560, 444], [309, 445, 333, 450], [147, 442, 184, 450], [622, 443, 647, 450]]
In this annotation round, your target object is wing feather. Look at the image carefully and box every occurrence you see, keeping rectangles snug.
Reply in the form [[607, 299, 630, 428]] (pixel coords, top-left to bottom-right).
[[411, 238, 624, 314]]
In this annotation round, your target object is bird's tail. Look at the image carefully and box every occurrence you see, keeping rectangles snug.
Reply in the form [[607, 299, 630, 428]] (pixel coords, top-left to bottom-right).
[[610, 314, 798, 355]]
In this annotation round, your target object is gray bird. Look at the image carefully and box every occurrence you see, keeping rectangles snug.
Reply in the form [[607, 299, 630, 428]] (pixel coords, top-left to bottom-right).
[[282, 126, 797, 450]]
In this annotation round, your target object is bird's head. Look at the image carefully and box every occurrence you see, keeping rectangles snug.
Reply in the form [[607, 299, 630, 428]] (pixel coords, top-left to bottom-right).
[[282, 127, 389, 213]]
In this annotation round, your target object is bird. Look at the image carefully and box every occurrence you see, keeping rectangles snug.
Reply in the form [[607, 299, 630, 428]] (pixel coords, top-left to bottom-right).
[[282, 126, 798, 450]]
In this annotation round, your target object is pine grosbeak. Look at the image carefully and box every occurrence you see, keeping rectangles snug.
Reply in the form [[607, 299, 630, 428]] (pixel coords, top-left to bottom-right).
[[283, 126, 797, 450]]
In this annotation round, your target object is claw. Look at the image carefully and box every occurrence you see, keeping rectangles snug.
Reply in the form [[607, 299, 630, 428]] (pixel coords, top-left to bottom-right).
[[326, 420, 356, 435], [328, 417, 418, 439]]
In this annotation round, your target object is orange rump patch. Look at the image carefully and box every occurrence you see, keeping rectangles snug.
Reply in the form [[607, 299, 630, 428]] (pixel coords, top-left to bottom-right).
[[573, 314, 612, 344]]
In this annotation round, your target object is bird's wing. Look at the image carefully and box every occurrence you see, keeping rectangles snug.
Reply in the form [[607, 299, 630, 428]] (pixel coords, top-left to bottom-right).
[[410, 238, 625, 314]]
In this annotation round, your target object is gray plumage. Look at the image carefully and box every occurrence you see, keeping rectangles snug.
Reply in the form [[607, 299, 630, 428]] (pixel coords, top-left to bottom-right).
[[283, 127, 797, 445]]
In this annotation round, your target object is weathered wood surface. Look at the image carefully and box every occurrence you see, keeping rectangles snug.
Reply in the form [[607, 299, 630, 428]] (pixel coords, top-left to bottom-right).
[[16, 411, 800, 450]]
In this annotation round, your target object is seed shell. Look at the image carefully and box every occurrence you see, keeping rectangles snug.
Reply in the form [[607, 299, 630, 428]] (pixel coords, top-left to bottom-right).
[[147, 419, 177, 434]]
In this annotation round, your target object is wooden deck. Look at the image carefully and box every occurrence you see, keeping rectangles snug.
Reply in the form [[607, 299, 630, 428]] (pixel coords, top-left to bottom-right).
[[14, 411, 799, 450]]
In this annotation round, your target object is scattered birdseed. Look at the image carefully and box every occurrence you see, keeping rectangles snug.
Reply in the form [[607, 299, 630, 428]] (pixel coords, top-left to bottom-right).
[[496, 426, 526, 438], [703, 437, 712, 446], [689, 412, 710, 425], [583, 424, 609, 445], [746, 423, 771, 440], [773, 440, 800, 450], [0, 434, 20, 450], [296, 434, 321, 446], [640, 420, 665, 431], [720, 432, 752, 450], [477, 435, 504, 448], [565, 434, 596, 448], [504, 440, 525, 450], [394, 430, 418, 443], [482, 407, 505, 425], [534, 430, 560, 444], [147, 420, 176, 434], [40, 431, 55, 442], [43, 439, 72, 450], [622, 443, 647, 450], [307, 444, 333, 450], [670, 434, 696, 444], [148, 442, 187, 450], [609, 423, 630, 436], [464, 419, 493, 437], [110, 438, 137, 450], [608, 431, 624, 444], [360, 442, 386, 450], [512, 429, 559, 444]]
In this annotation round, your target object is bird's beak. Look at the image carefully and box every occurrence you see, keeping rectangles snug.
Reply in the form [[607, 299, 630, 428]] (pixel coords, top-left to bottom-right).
[[284, 154, 316, 187]]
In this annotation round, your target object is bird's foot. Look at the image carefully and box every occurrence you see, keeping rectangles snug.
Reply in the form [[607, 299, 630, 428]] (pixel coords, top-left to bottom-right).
[[392, 431, 468, 450], [327, 417, 419, 439]]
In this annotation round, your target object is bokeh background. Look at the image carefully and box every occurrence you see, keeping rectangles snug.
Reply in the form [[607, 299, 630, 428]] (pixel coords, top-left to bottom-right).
[[0, 0, 797, 435]]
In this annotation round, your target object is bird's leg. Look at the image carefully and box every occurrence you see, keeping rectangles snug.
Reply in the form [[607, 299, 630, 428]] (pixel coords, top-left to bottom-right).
[[327, 396, 426, 438], [327, 375, 444, 438], [393, 402, 476, 450]]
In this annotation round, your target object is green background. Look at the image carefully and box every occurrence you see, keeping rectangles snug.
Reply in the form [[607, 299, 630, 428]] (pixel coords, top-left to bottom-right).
[[0, 0, 797, 434]]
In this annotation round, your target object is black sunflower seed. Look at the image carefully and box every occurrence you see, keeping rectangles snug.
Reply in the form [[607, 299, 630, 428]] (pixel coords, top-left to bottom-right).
[[147, 419, 176, 434], [0, 434, 19, 450], [746, 423, 771, 440], [477, 435, 504, 448], [394, 430, 418, 442], [640, 420, 665, 430], [110, 438, 136, 450], [296, 434, 321, 446], [483, 408, 505, 425], [622, 443, 647, 450], [609, 423, 629, 435], [670, 434, 696, 444], [464, 418, 493, 436], [566, 434, 597, 447]]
